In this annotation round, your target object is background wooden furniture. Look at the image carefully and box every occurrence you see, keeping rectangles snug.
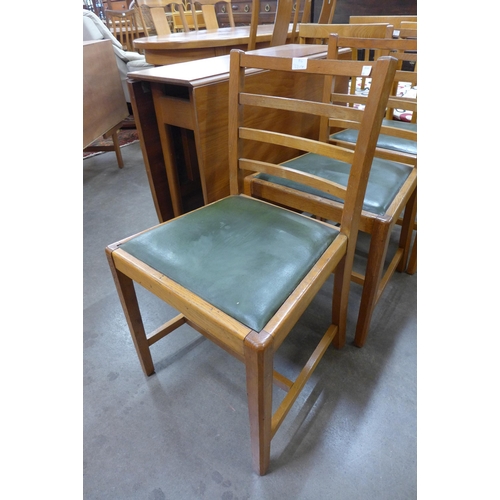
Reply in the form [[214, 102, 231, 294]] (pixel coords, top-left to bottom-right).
[[107, 49, 397, 475], [349, 14, 417, 28], [133, 23, 293, 65], [213, 0, 310, 26], [320, 0, 416, 24], [317, 0, 336, 23], [192, 0, 235, 28], [83, 40, 129, 168], [298, 22, 391, 44], [128, 43, 340, 221], [135, 0, 190, 35], [106, 8, 141, 51]]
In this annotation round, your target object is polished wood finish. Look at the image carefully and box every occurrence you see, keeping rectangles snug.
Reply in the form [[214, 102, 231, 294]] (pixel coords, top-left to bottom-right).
[[83, 40, 129, 168], [128, 43, 343, 221], [133, 23, 293, 64], [107, 47, 397, 474]]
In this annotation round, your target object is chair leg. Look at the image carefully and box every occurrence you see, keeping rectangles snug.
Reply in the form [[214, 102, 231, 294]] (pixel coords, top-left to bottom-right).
[[111, 131, 125, 169], [332, 254, 349, 349], [244, 331, 274, 475], [353, 222, 391, 348], [106, 250, 155, 376], [396, 188, 417, 272], [406, 234, 417, 275]]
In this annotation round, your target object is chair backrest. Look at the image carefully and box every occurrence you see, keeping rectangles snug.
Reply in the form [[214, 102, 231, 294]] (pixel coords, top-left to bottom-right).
[[328, 34, 417, 158], [298, 22, 391, 45], [136, 0, 190, 35], [317, 0, 337, 24], [247, 0, 305, 51], [349, 14, 417, 29], [228, 46, 398, 244], [397, 22, 417, 41], [191, 0, 234, 29], [105, 8, 141, 51]]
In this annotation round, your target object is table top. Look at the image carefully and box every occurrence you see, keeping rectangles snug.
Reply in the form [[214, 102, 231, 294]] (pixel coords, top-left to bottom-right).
[[133, 24, 289, 50], [128, 43, 330, 86]]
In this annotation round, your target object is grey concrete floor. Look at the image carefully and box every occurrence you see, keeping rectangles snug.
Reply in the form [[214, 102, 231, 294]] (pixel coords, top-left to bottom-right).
[[83, 141, 417, 499]]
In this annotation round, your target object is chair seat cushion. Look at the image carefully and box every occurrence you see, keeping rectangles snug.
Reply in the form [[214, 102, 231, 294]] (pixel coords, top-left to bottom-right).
[[257, 153, 413, 216], [331, 119, 417, 155], [120, 196, 339, 332]]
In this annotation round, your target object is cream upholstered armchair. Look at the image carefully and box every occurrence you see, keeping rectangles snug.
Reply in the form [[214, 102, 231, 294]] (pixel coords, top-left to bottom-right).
[[82, 9, 153, 103]]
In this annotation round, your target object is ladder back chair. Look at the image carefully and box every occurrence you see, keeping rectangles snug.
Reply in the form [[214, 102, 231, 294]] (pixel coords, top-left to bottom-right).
[[245, 34, 417, 348], [329, 36, 417, 165], [106, 47, 397, 474], [329, 34, 418, 297]]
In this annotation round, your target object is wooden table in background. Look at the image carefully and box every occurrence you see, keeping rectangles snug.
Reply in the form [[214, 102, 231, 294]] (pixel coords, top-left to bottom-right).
[[133, 24, 292, 65], [128, 44, 352, 222]]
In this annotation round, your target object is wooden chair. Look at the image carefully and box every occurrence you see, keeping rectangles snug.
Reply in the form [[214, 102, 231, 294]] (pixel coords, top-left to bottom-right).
[[245, 34, 416, 349], [105, 8, 141, 51], [106, 47, 397, 474], [135, 0, 190, 35], [191, 0, 234, 29], [329, 35, 418, 296], [329, 36, 417, 163]]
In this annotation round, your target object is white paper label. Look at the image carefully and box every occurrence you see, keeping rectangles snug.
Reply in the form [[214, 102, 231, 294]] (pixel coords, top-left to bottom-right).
[[292, 58, 308, 70], [361, 65, 372, 76]]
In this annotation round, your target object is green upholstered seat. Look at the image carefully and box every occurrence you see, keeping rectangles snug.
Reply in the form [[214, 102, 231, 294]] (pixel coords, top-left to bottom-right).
[[256, 153, 413, 216], [331, 119, 417, 156], [120, 196, 339, 332]]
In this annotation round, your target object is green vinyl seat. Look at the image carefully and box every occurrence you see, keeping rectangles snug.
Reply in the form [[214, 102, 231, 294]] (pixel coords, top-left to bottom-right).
[[120, 196, 339, 332], [330, 118, 417, 156], [256, 152, 413, 217]]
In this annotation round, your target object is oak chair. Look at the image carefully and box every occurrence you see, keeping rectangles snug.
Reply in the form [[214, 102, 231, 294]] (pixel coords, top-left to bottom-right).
[[191, 0, 235, 29], [329, 35, 418, 297], [135, 0, 190, 35], [245, 34, 416, 348], [329, 36, 417, 165], [106, 47, 397, 474], [105, 8, 141, 51]]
